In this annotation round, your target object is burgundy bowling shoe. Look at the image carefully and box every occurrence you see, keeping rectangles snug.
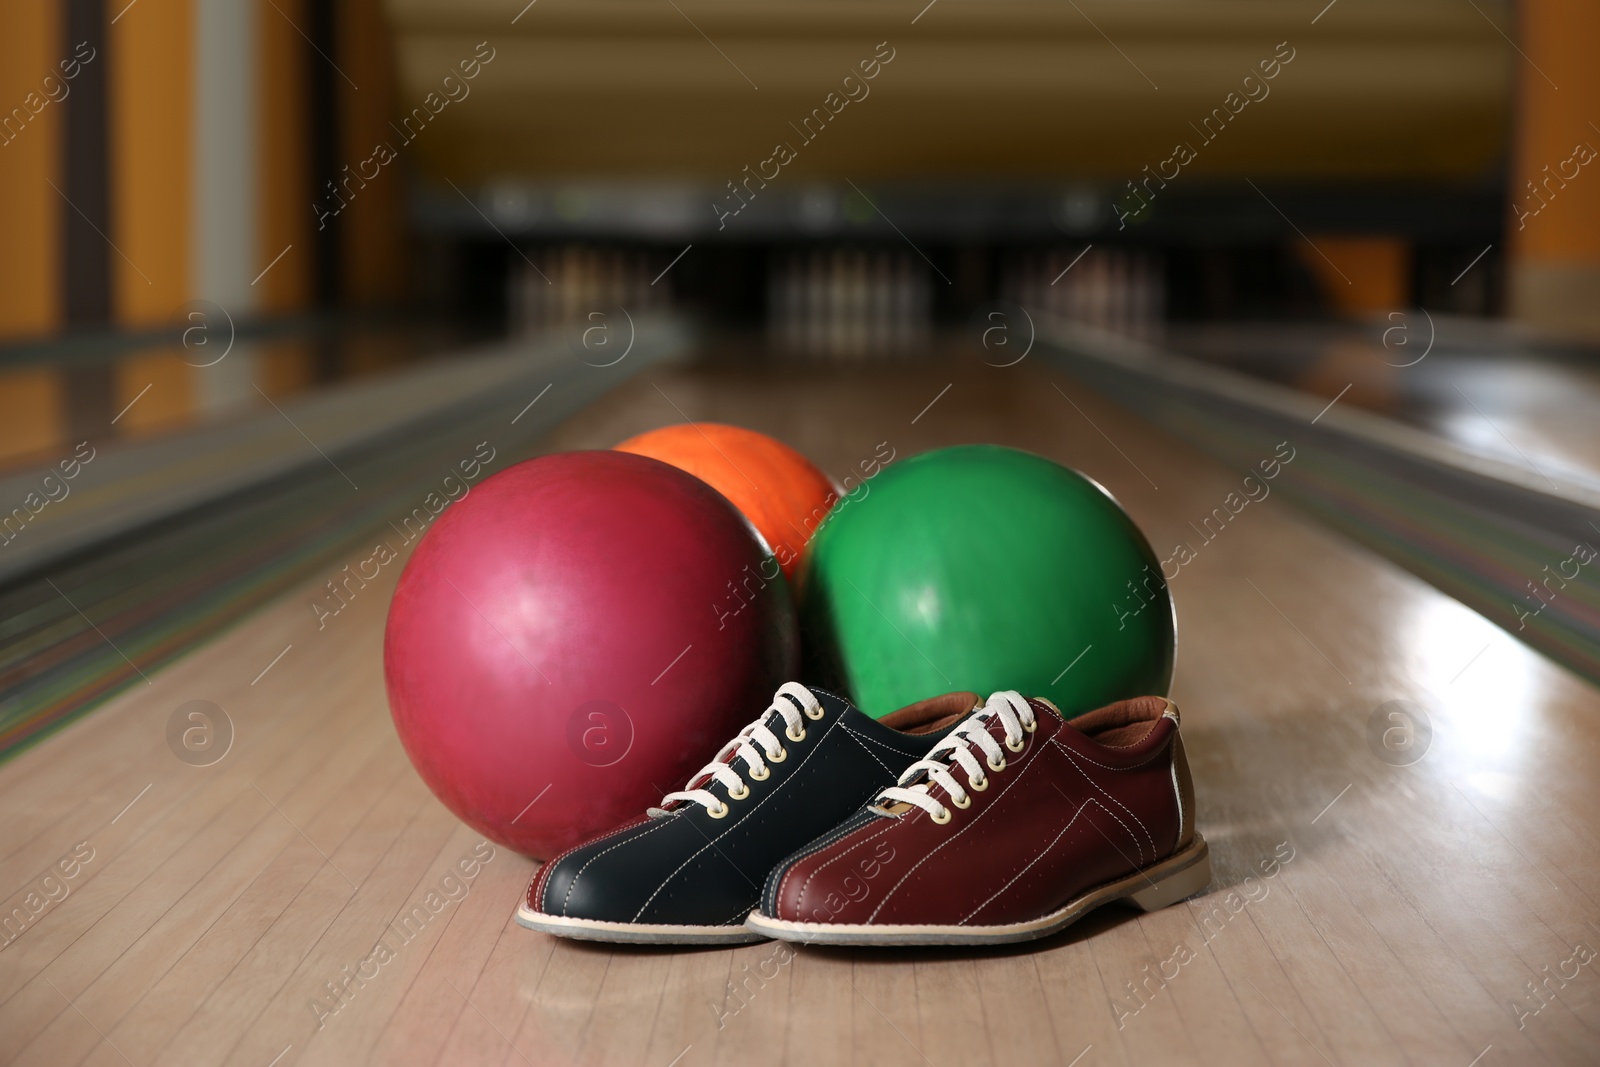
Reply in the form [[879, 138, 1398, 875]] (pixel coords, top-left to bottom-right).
[[746, 690, 1209, 945]]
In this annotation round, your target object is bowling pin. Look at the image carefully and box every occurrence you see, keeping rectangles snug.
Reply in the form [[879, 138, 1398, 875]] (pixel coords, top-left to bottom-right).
[[870, 252, 891, 358], [782, 253, 802, 354]]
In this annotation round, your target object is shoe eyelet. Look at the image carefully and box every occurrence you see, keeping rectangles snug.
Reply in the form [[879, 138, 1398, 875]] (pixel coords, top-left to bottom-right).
[[785, 723, 806, 743], [707, 803, 730, 819], [767, 746, 788, 764], [986, 754, 1007, 773], [930, 807, 952, 825], [805, 704, 825, 721], [748, 763, 771, 781], [1005, 735, 1025, 753], [1023, 717, 1037, 733], [951, 792, 971, 809], [728, 783, 750, 800], [968, 774, 988, 792]]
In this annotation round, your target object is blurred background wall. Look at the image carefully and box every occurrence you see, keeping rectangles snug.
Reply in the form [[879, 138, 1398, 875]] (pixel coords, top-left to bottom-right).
[[1509, 0, 1600, 340], [0, 0, 1596, 465], [0, 0, 408, 464]]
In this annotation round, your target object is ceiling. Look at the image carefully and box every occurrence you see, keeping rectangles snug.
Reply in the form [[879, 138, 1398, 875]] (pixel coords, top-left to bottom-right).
[[383, 0, 1511, 187]]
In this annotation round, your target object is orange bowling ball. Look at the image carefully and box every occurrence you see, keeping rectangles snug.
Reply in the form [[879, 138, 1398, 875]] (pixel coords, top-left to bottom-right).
[[615, 423, 836, 581]]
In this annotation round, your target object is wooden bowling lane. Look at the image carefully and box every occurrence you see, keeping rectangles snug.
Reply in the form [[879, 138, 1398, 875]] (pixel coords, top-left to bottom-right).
[[2, 345, 1599, 1066]]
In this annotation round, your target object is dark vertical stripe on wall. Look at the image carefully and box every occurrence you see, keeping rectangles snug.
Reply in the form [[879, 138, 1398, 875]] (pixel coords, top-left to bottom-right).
[[61, 0, 114, 441], [61, 0, 109, 326], [307, 0, 341, 311], [307, 0, 343, 382]]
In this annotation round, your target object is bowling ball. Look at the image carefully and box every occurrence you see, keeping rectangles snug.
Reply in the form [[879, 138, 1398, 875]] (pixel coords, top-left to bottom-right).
[[616, 422, 837, 583], [802, 444, 1172, 719], [384, 450, 798, 859]]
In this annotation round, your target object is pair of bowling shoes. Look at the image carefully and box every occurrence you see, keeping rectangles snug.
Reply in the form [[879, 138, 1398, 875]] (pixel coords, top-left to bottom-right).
[[515, 682, 1209, 946]]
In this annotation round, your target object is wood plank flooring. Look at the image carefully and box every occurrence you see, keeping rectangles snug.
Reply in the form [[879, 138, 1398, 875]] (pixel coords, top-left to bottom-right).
[[2, 350, 1597, 1066]]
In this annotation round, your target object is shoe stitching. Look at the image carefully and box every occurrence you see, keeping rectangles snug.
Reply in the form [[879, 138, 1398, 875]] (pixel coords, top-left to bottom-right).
[[1057, 745, 1155, 862], [832, 726, 921, 767], [735, 748, 879, 861], [662, 804, 772, 902], [865, 744, 1044, 923], [529, 815, 650, 911], [540, 815, 649, 877], [770, 817, 872, 903], [791, 801, 875, 863], [960, 796, 1129, 925], [749, 787, 883, 913], [788, 819, 899, 915], [774, 811, 890, 898], [1170, 760, 1186, 849], [531, 841, 594, 909], [761, 798, 882, 913], [838, 723, 929, 762], [640, 883, 760, 929], [559, 815, 680, 916], [764, 825, 864, 908], [839, 724, 904, 778], [1076, 792, 1142, 867], [631, 713, 846, 921], [528, 867, 551, 910], [717, 900, 757, 926]]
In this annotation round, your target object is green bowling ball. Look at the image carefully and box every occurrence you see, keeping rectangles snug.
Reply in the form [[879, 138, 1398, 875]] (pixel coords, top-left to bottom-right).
[[802, 444, 1173, 718]]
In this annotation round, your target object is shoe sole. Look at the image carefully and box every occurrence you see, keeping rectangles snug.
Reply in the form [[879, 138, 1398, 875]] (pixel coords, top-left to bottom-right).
[[744, 835, 1211, 946], [514, 899, 768, 945]]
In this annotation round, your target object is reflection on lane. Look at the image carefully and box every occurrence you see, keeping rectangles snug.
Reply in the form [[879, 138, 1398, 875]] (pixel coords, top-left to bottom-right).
[[1168, 319, 1600, 492], [1404, 592, 1543, 781], [0, 322, 488, 474]]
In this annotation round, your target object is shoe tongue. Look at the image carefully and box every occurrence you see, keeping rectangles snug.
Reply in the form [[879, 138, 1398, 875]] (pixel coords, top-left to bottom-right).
[[943, 708, 1014, 767], [918, 709, 1003, 777], [877, 691, 982, 736], [969, 705, 1009, 742]]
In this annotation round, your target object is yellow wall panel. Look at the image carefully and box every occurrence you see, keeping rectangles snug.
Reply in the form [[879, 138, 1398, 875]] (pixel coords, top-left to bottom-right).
[[110, 0, 193, 326], [1508, 0, 1600, 339], [1510, 0, 1600, 265], [0, 0, 61, 340]]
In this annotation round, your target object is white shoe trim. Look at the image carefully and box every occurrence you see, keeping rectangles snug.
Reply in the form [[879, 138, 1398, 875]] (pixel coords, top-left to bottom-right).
[[515, 900, 766, 944]]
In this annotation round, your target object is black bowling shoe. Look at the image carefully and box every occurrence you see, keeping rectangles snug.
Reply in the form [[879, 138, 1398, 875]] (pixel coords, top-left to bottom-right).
[[515, 682, 972, 943]]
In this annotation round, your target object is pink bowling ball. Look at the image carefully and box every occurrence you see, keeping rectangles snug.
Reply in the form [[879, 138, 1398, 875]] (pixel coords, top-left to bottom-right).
[[384, 450, 798, 858]]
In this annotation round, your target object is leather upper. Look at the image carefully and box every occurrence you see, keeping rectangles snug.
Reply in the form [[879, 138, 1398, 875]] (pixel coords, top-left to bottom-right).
[[760, 695, 1187, 928], [526, 687, 972, 928]]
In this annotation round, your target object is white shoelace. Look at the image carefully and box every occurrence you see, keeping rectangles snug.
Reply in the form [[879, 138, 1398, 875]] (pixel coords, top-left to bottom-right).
[[874, 691, 1035, 822], [652, 682, 824, 818]]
